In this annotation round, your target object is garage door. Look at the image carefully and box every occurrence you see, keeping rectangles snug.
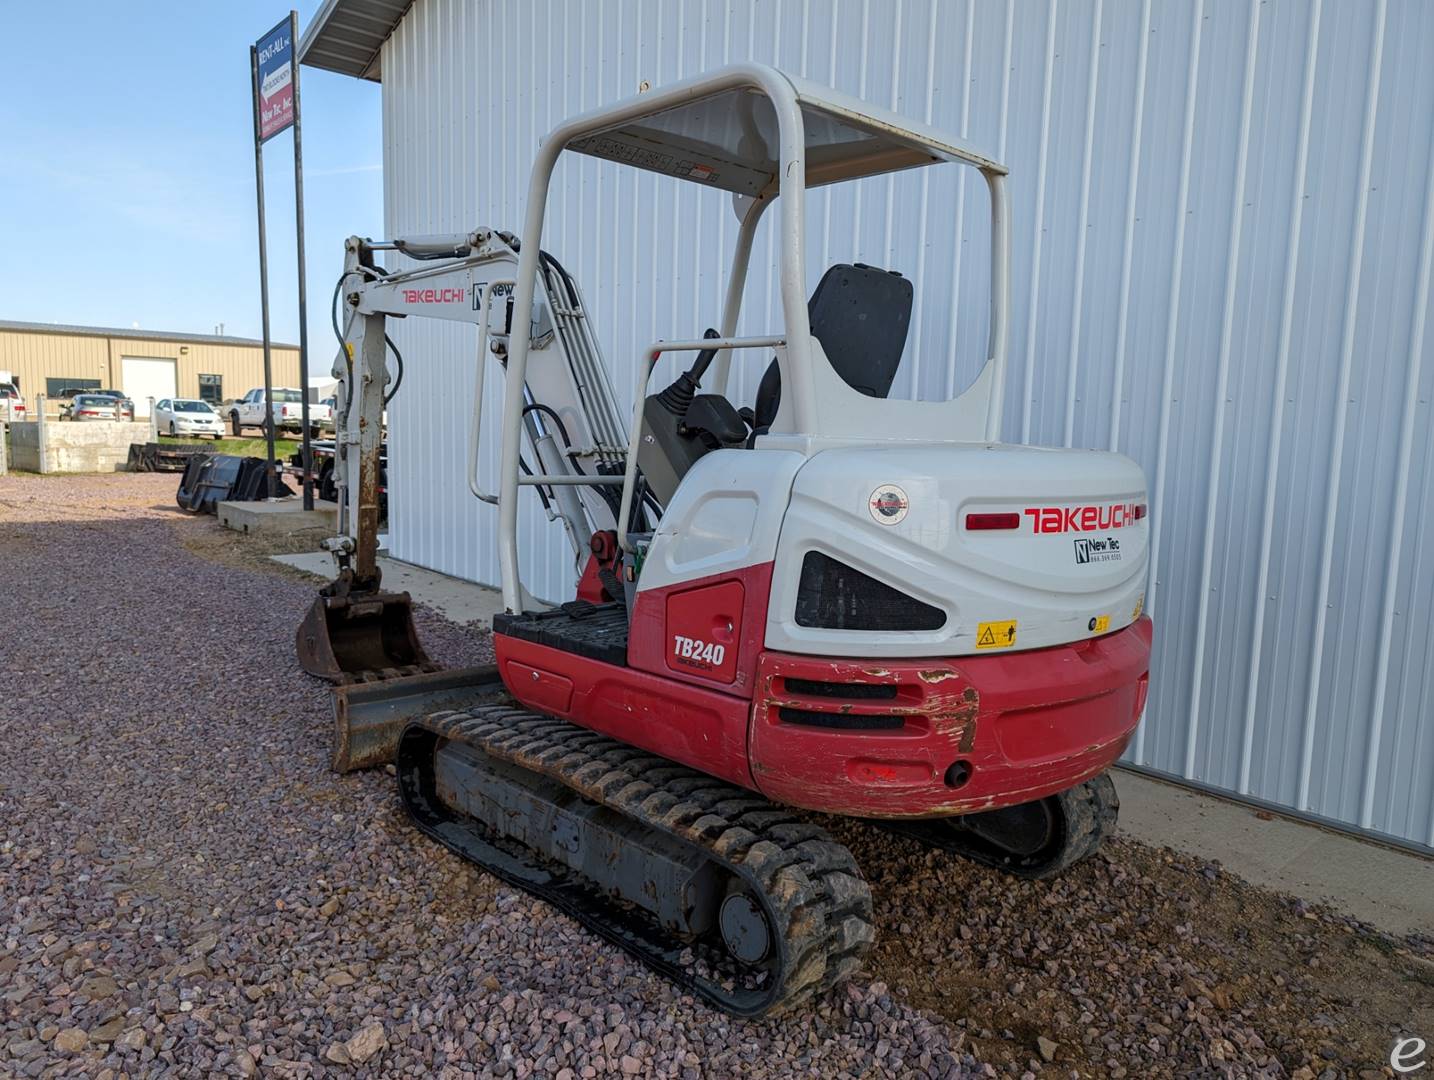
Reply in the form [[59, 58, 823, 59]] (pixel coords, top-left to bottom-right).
[[120, 357, 177, 417]]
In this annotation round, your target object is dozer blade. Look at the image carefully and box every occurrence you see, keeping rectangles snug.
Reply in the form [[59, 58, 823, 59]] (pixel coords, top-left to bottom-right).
[[296, 590, 438, 684], [331, 665, 507, 772]]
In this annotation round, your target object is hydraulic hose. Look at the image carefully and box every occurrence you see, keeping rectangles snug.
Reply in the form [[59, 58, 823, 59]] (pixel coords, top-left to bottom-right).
[[383, 334, 404, 405], [332, 271, 405, 408]]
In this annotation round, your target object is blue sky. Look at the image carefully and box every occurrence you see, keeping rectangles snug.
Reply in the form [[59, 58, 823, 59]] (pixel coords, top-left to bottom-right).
[[0, 3, 382, 371]]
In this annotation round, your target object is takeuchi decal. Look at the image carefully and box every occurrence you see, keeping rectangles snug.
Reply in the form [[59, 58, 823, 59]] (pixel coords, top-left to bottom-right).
[[1024, 504, 1139, 534], [402, 288, 467, 304]]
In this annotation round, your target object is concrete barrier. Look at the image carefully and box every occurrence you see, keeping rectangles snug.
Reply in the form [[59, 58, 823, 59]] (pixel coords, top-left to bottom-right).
[[218, 499, 338, 536], [7, 420, 154, 473]]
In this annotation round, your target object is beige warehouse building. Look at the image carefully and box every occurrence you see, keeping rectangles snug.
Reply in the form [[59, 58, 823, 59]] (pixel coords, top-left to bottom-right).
[[0, 321, 300, 417]]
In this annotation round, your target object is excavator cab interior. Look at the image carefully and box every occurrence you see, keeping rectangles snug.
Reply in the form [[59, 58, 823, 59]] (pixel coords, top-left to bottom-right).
[[644, 261, 916, 494]]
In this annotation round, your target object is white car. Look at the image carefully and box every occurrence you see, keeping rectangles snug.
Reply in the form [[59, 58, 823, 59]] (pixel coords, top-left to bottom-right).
[[156, 398, 226, 439], [0, 382, 25, 422]]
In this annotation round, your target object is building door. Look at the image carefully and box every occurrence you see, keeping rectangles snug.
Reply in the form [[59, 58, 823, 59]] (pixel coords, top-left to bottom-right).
[[120, 357, 177, 417]]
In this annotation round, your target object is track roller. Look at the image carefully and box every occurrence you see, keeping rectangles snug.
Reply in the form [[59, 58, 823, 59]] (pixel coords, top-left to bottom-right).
[[396, 707, 875, 1017], [880, 772, 1119, 880]]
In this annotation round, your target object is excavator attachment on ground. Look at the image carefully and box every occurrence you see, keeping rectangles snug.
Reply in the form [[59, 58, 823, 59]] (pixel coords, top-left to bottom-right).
[[296, 584, 434, 685], [298, 64, 1155, 1016]]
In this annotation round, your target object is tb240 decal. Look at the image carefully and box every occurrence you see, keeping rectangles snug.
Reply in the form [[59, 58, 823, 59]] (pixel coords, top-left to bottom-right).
[[672, 635, 726, 670]]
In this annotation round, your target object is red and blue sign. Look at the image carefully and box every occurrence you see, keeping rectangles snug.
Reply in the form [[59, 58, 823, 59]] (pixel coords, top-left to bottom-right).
[[255, 19, 294, 142]]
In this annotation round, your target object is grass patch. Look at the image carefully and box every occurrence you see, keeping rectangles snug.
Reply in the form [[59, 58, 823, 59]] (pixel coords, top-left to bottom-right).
[[166, 436, 301, 458]]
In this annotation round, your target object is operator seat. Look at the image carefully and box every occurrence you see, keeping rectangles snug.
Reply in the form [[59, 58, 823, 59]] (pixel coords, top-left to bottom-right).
[[751, 262, 913, 435]]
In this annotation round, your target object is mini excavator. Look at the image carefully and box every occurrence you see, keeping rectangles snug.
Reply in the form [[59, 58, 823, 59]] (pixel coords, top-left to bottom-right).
[[298, 65, 1153, 1016]]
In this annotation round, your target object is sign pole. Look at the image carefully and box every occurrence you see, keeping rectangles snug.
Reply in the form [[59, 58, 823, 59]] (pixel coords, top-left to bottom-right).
[[250, 44, 278, 490], [289, 10, 313, 509]]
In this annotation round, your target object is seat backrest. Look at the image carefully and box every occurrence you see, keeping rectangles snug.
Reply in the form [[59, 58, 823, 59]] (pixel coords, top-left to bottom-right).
[[753, 262, 913, 431]]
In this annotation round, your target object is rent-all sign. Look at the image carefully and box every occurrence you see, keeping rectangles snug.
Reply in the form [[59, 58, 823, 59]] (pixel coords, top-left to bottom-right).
[[256, 19, 294, 142]]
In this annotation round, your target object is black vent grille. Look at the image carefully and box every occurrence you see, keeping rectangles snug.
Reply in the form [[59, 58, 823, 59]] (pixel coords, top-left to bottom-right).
[[777, 707, 905, 731], [783, 678, 898, 700], [794, 552, 946, 632]]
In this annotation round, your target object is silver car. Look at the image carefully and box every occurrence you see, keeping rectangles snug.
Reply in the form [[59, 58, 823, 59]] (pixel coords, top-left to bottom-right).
[[66, 394, 123, 421]]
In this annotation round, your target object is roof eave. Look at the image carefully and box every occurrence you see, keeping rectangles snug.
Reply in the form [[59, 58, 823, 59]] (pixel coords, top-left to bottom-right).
[[299, 0, 410, 82], [0, 320, 299, 351]]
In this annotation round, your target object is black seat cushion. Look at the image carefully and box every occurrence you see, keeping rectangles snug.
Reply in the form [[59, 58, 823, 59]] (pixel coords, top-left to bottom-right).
[[752, 262, 913, 432]]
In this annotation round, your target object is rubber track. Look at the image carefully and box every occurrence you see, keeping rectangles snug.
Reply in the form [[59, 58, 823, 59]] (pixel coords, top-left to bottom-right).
[[398, 706, 875, 1016], [881, 773, 1120, 880]]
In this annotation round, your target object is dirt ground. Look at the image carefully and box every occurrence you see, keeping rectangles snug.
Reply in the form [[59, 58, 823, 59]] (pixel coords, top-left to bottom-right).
[[844, 824, 1434, 1077], [1, 472, 1430, 1079]]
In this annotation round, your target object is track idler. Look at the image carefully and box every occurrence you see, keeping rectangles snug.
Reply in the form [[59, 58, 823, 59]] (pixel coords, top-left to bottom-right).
[[297, 584, 439, 684], [881, 773, 1119, 880]]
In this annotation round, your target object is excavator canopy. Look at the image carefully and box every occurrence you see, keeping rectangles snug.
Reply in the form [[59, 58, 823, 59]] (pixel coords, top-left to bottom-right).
[[566, 69, 1006, 198]]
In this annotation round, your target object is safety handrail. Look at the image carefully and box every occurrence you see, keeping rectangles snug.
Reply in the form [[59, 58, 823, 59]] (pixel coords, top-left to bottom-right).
[[616, 335, 787, 555]]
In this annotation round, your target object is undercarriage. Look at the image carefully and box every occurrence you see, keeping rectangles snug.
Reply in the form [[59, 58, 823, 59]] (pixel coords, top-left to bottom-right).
[[396, 704, 1118, 1015]]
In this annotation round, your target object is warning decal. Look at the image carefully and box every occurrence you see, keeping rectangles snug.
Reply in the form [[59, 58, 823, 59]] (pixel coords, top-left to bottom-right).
[[1088, 614, 1111, 634], [975, 620, 1018, 650]]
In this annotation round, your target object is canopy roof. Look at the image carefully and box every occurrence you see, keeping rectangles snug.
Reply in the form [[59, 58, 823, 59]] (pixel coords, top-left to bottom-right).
[[564, 70, 1005, 197]]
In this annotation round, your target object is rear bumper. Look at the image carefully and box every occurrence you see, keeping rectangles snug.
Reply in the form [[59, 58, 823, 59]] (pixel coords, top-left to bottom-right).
[[747, 616, 1152, 818]]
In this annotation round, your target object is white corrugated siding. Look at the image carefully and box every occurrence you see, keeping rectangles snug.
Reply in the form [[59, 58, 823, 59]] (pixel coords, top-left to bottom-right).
[[378, 0, 1434, 850]]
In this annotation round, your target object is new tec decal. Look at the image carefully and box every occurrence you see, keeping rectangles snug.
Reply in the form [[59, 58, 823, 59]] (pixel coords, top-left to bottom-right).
[[1024, 503, 1138, 534], [472, 281, 514, 309], [1073, 536, 1122, 564]]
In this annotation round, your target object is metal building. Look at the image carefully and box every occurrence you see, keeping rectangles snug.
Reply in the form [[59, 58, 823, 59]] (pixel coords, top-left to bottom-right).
[[0, 321, 300, 418], [301, 0, 1434, 853]]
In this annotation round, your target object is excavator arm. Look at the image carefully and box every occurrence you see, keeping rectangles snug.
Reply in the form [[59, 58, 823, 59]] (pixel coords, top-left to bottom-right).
[[296, 229, 629, 766]]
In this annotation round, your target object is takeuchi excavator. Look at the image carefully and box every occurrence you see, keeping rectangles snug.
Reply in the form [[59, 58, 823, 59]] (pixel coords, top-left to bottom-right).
[[297, 65, 1153, 1016]]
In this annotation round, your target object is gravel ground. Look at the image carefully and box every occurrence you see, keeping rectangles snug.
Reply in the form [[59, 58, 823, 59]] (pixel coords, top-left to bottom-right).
[[1, 473, 1430, 1079]]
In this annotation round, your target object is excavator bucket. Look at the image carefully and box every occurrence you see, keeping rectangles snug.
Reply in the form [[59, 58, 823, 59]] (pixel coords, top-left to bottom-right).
[[296, 589, 438, 684]]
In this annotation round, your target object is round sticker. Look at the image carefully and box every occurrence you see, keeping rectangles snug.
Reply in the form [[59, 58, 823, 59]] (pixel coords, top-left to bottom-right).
[[868, 484, 909, 525]]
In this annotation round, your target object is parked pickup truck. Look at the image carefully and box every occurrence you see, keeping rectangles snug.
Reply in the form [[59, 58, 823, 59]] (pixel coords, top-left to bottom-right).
[[289, 439, 388, 518], [227, 387, 331, 437]]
